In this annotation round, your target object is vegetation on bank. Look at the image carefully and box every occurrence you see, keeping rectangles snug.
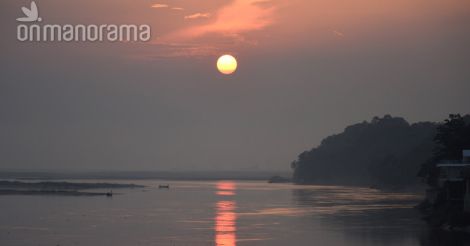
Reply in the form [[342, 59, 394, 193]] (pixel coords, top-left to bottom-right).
[[418, 114, 470, 186], [291, 114, 470, 188], [290, 114, 470, 227], [417, 114, 470, 228], [291, 115, 437, 187]]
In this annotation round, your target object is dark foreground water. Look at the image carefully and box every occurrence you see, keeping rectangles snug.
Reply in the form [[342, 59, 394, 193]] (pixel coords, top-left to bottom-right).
[[1, 180, 470, 246]]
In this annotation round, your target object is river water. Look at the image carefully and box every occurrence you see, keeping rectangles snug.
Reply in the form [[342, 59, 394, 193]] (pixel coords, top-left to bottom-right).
[[1, 180, 469, 246]]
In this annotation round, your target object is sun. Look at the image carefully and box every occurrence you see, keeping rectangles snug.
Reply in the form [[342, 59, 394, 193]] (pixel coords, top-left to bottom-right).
[[217, 54, 237, 75]]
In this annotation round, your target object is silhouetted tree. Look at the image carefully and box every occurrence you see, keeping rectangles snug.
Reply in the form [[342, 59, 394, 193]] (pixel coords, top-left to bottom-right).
[[292, 115, 436, 187], [419, 114, 470, 186]]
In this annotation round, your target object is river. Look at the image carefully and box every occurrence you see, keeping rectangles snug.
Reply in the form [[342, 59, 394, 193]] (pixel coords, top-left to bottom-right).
[[1, 180, 469, 246]]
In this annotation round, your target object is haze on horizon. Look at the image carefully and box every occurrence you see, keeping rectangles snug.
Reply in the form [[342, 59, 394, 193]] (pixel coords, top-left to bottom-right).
[[0, 0, 469, 172]]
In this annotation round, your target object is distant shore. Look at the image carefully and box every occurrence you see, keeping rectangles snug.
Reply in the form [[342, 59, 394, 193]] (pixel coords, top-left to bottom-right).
[[0, 170, 291, 181], [0, 189, 113, 196], [0, 180, 144, 196]]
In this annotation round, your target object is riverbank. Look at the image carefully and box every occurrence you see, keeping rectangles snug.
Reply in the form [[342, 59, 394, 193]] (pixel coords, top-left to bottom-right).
[[0, 189, 113, 196], [0, 180, 144, 196]]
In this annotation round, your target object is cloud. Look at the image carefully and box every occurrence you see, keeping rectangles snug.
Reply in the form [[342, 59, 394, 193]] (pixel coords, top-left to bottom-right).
[[333, 30, 345, 37], [151, 3, 183, 10], [184, 13, 211, 20], [159, 0, 277, 43], [252, 0, 275, 8], [148, 0, 284, 58], [133, 43, 222, 60], [151, 3, 169, 8]]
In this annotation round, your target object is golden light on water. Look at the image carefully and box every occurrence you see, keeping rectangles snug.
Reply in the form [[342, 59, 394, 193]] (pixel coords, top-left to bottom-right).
[[215, 181, 237, 246], [217, 55, 238, 75]]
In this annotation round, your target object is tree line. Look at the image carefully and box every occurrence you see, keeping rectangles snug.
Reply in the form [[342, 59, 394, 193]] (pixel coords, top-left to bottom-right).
[[291, 114, 470, 188]]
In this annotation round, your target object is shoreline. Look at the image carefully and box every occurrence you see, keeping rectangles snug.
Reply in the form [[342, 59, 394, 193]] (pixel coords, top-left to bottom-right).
[[0, 180, 143, 196], [0, 189, 114, 196]]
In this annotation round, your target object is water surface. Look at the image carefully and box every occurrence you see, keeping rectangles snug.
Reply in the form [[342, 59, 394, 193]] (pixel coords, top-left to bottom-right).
[[1, 180, 469, 246]]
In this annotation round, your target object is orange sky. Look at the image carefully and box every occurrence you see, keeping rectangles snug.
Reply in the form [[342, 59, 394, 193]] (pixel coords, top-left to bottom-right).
[[146, 0, 470, 57], [14, 0, 470, 59]]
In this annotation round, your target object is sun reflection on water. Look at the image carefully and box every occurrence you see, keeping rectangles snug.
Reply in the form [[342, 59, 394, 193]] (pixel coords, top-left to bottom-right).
[[215, 181, 237, 246]]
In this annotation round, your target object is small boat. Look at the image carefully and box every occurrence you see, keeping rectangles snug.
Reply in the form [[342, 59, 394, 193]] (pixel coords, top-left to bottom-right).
[[105, 190, 113, 197], [158, 184, 170, 189]]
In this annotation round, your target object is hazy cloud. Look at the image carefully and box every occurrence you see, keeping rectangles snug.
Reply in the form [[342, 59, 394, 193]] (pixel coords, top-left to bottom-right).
[[177, 0, 276, 37], [184, 12, 211, 20], [151, 3, 169, 8], [252, 0, 275, 8], [152, 3, 183, 11], [333, 30, 344, 37], [155, 0, 278, 56]]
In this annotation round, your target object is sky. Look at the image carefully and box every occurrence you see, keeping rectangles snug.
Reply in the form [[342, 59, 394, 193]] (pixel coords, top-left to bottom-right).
[[0, 0, 469, 172]]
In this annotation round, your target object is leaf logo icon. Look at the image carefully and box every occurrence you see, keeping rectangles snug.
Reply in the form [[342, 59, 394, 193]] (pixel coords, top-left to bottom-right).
[[17, 1, 42, 22]]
